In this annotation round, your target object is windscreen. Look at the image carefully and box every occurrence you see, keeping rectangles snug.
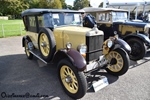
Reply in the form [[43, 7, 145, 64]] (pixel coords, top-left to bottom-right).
[[112, 11, 128, 21], [52, 13, 82, 27]]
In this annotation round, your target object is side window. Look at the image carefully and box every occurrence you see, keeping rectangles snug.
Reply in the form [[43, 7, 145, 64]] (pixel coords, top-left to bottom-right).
[[28, 16, 37, 32], [23, 16, 28, 31], [37, 13, 53, 27], [105, 13, 110, 21], [37, 16, 44, 27], [43, 14, 53, 28], [99, 13, 110, 22], [29, 16, 36, 27], [99, 13, 105, 21]]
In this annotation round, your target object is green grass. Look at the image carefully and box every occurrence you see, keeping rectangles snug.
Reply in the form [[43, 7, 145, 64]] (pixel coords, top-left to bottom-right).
[[0, 19, 25, 38]]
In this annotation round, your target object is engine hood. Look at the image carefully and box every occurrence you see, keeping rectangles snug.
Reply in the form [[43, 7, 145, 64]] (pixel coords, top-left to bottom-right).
[[113, 20, 147, 28], [54, 25, 92, 34], [53, 25, 104, 50]]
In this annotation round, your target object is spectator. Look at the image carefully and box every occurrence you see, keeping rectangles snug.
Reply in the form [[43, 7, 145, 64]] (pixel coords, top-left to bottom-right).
[[82, 13, 96, 28]]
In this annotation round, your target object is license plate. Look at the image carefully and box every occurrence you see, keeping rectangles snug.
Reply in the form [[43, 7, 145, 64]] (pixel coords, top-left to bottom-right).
[[92, 77, 109, 92]]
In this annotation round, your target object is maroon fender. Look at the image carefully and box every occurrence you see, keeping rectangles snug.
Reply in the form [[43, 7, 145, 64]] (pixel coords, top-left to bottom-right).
[[111, 38, 131, 54], [53, 48, 86, 71]]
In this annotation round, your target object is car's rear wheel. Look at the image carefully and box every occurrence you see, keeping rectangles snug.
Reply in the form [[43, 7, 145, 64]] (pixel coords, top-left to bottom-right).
[[105, 49, 130, 76], [126, 38, 147, 61], [24, 40, 33, 59], [38, 28, 56, 62], [57, 59, 87, 99]]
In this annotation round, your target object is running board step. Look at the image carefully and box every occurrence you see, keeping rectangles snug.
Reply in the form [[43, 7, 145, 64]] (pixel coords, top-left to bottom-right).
[[29, 49, 48, 64]]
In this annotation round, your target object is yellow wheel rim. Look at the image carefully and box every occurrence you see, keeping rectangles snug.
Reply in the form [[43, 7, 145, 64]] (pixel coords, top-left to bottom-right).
[[39, 33, 50, 57], [60, 65, 78, 94], [106, 51, 124, 72], [25, 41, 30, 57]]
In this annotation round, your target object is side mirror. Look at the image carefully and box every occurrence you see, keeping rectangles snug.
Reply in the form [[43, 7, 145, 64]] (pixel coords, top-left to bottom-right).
[[114, 31, 118, 39]]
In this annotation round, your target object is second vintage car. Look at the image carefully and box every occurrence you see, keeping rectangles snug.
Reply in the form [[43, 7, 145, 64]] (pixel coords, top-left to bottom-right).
[[81, 7, 150, 61], [21, 8, 131, 99]]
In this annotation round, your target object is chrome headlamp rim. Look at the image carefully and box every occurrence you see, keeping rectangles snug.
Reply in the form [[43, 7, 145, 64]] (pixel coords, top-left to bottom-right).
[[107, 40, 113, 48], [66, 42, 72, 49]]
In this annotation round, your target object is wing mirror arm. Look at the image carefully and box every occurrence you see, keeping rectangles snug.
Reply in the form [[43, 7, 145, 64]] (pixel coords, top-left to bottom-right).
[[114, 31, 119, 39]]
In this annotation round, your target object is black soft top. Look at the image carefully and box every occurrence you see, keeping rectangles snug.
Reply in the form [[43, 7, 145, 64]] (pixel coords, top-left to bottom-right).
[[21, 8, 83, 17]]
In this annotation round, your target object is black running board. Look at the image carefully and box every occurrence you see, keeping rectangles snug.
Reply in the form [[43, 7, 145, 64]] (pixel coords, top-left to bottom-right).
[[29, 49, 48, 64]]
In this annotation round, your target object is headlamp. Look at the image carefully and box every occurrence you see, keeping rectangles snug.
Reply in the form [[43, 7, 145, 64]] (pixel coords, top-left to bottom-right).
[[77, 44, 87, 57], [107, 40, 113, 48], [66, 42, 72, 49]]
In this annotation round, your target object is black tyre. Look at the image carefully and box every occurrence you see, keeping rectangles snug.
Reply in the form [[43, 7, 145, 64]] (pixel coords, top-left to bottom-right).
[[105, 49, 130, 76], [126, 38, 147, 61], [38, 28, 56, 62], [24, 40, 33, 59], [57, 59, 87, 99]]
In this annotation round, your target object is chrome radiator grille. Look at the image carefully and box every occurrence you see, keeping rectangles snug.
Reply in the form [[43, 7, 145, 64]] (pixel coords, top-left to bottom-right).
[[86, 35, 104, 63]]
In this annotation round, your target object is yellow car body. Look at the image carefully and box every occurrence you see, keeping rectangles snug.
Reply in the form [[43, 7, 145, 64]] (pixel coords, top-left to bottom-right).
[[21, 8, 130, 99]]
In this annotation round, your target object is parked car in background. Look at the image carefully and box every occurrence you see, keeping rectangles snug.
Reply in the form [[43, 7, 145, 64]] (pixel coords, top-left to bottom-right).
[[21, 8, 131, 99], [82, 7, 150, 61]]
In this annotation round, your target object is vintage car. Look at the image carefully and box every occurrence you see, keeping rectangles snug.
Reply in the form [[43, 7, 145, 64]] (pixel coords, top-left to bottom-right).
[[82, 7, 150, 61], [21, 9, 131, 99]]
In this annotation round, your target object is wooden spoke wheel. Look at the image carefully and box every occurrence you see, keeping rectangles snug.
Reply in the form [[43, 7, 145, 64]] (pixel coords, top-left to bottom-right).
[[106, 49, 130, 76]]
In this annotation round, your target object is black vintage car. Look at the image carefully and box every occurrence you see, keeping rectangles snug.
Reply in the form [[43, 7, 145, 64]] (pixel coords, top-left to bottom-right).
[[21, 8, 131, 99], [82, 7, 150, 61]]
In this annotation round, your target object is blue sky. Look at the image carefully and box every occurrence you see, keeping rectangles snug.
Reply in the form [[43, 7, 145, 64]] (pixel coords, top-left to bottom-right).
[[65, 0, 103, 7], [66, 0, 74, 6], [65, 0, 150, 7]]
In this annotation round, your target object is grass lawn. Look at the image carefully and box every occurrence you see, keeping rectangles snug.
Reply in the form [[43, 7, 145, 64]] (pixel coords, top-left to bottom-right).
[[0, 19, 25, 38]]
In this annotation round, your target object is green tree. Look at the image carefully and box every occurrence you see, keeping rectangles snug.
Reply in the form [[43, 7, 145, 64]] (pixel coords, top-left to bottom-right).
[[73, 0, 90, 10], [99, 2, 103, 7], [39, 0, 49, 8], [25, 0, 40, 8], [67, 5, 73, 10], [0, 0, 8, 15], [39, 0, 62, 9], [0, 0, 29, 17], [60, 0, 67, 8], [50, 0, 62, 8]]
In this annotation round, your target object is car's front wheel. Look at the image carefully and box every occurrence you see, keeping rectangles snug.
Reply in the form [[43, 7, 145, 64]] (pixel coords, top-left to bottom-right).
[[105, 49, 130, 76], [57, 59, 87, 99], [126, 38, 147, 61]]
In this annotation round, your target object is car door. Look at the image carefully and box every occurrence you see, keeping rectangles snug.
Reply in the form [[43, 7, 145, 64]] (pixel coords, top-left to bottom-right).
[[26, 16, 39, 49]]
